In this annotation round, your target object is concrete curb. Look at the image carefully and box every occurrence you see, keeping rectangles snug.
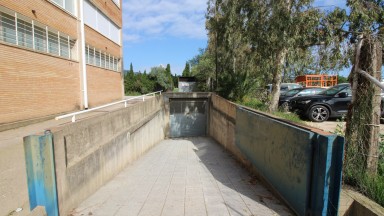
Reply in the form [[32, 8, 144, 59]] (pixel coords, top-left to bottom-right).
[[339, 188, 384, 216]]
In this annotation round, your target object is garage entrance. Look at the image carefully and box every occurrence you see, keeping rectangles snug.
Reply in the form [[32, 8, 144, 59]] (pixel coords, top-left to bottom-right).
[[169, 98, 207, 138]]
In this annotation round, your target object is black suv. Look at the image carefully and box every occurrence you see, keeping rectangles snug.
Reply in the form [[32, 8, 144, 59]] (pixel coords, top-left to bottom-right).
[[289, 84, 352, 122]]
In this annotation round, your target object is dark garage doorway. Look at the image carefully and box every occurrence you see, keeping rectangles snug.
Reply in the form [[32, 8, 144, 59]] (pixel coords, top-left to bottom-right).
[[169, 98, 208, 138]]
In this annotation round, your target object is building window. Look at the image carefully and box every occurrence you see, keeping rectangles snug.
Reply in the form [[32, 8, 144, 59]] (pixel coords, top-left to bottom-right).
[[0, 6, 77, 60], [0, 12, 16, 44], [85, 44, 120, 72], [88, 46, 95, 65], [34, 25, 47, 52], [100, 52, 106, 68], [59, 35, 69, 58], [51, 0, 76, 15], [17, 18, 33, 49], [95, 50, 101, 67], [83, 0, 121, 45], [48, 31, 59, 55]]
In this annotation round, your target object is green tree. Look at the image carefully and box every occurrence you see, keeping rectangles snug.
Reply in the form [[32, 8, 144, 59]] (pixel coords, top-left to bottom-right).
[[149, 66, 173, 91], [139, 72, 155, 93], [344, 0, 384, 177], [205, 0, 264, 100], [182, 62, 191, 76], [172, 73, 179, 89], [124, 63, 137, 95], [189, 49, 215, 91], [165, 64, 173, 90], [337, 75, 348, 83]]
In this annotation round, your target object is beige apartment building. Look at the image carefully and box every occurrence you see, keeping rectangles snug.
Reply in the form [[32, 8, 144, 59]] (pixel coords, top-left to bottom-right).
[[0, 0, 124, 125]]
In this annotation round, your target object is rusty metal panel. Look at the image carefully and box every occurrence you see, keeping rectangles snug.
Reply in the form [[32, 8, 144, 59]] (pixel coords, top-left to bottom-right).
[[24, 133, 59, 216]]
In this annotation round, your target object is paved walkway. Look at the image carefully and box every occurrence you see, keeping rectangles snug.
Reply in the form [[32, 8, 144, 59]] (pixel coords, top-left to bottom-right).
[[72, 138, 292, 216]]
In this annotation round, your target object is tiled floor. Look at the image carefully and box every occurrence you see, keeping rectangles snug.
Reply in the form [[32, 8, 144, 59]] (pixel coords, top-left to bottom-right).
[[72, 137, 292, 216]]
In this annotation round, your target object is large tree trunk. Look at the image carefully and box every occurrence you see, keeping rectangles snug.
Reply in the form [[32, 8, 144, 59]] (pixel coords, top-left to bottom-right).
[[268, 0, 291, 113], [269, 48, 287, 112], [366, 40, 382, 174], [345, 36, 382, 176]]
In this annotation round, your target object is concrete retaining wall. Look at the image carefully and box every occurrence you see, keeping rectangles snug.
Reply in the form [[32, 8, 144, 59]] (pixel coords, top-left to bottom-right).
[[24, 96, 165, 216], [209, 94, 344, 216], [24, 93, 345, 216], [209, 94, 246, 163]]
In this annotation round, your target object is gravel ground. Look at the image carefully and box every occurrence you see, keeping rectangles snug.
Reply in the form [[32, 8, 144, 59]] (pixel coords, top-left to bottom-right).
[[305, 119, 384, 134]]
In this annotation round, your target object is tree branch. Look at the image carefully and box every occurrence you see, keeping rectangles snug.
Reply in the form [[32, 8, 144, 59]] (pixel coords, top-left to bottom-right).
[[356, 68, 384, 90]]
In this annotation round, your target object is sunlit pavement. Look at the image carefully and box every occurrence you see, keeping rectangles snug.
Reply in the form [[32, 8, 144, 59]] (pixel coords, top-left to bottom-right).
[[72, 138, 292, 216]]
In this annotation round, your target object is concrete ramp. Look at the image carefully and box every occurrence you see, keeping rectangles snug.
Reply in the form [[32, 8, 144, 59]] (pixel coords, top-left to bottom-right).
[[23, 93, 344, 215], [71, 138, 292, 216]]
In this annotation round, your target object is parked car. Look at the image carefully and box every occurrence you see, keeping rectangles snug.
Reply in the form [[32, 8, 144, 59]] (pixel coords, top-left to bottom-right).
[[266, 83, 302, 95], [278, 87, 324, 108], [290, 83, 384, 122], [289, 84, 352, 122]]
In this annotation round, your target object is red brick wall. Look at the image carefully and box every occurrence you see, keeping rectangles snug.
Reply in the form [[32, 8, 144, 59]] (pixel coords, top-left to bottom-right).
[[87, 65, 123, 107], [0, 1, 124, 124], [0, 44, 81, 124]]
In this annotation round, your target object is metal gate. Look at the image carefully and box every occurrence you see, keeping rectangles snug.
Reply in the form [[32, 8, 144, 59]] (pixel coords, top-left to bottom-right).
[[169, 99, 207, 137]]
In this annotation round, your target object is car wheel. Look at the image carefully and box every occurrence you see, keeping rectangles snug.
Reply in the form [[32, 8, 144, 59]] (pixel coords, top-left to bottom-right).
[[308, 105, 329, 122]]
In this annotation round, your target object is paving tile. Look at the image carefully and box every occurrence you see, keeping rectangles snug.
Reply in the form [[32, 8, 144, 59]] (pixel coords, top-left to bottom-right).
[[115, 204, 143, 216], [73, 138, 292, 216]]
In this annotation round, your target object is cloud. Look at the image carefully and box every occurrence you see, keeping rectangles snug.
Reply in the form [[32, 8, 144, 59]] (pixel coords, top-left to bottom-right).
[[122, 0, 207, 41], [122, 33, 141, 42]]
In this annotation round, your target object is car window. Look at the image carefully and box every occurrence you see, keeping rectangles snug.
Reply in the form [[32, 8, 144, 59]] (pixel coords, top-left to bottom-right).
[[300, 89, 313, 95], [318, 85, 349, 96], [339, 87, 352, 96], [285, 89, 301, 96], [281, 86, 289, 91]]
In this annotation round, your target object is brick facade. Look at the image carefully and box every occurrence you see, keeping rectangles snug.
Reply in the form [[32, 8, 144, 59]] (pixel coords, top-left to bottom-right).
[[87, 66, 123, 106], [0, 43, 80, 123], [0, 0, 124, 124], [85, 26, 121, 57]]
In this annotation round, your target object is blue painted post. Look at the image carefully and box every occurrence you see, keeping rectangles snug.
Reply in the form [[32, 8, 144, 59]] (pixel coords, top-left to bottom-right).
[[310, 134, 344, 216], [24, 133, 59, 216]]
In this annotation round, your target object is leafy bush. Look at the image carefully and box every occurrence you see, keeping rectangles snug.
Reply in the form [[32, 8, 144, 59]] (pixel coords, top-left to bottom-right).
[[343, 134, 384, 207], [237, 97, 268, 111], [236, 97, 302, 123], [344, 171, 384, 207], [272, 111, 303, 123]]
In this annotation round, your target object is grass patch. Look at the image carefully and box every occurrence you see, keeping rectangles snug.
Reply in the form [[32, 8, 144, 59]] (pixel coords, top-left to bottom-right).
[[344, 171, 384, 207], [236, 97, 303, 124], [236, 97, 268, 111], [343, 134, 384, 207], [272, 111, 303, 123]]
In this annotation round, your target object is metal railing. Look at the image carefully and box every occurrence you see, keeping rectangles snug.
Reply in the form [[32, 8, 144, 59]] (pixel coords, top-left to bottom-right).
[[55, 91, 163, 122]]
